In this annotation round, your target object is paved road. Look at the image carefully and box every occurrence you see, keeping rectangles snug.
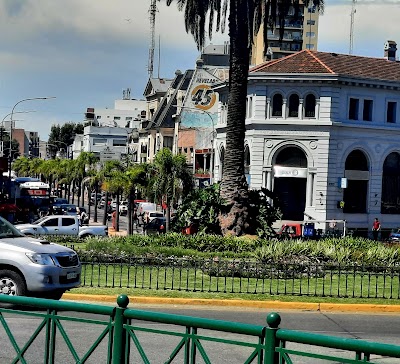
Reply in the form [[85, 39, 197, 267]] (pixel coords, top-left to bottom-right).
[[83, 200, 142, 234], [1, 305, 400, 363]]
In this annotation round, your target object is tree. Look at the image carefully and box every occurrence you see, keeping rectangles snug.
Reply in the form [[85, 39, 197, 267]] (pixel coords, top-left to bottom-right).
[[47, 122, 83, 158], [166, 0, 324, 235], [150, 148, 193, 232]]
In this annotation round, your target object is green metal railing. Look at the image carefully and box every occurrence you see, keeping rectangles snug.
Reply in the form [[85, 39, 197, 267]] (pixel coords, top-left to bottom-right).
[[79, 257, 400, 299], [1, 294, 400, 363]]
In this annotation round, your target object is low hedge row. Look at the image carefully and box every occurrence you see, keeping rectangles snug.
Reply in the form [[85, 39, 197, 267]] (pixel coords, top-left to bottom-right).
[[49, 233, 400, 267]]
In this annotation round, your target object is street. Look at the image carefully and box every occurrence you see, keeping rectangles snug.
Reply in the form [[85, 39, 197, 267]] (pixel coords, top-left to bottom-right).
[[1, 304, 400, 363]]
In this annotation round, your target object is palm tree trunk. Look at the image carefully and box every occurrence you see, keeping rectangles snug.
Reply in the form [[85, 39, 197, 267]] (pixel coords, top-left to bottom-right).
[[127, 188, 134, 235], [102, 191, 109, 226], [116, 190, 120, 232], [94, 184, 98, 222], [165, 197, 171, 233], [218, 0, 250, 236]]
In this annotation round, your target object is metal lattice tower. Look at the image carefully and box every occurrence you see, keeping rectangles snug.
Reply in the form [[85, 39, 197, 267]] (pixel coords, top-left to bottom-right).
[[349, 0, 357, 54], [148, 0, 157, 78]]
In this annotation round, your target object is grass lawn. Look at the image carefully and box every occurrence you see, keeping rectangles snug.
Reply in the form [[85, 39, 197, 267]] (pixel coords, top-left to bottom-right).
[[76, 263, 400, 304]]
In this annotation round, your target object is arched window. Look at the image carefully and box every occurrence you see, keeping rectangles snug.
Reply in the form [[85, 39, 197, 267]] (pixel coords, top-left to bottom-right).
[[288, 94, 300, 117], [275, 147, 307, 167], [272, 93, 283, 117], [219, 146, 225, 181], [304, 94, 316, 118], [382, 152, 400, 214], [343, 150, 369, 213], [244, 145, 250, 177]]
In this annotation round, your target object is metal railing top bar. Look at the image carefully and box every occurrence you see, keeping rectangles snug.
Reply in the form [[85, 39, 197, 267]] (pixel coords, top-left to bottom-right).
[[277, 328, 400, 358], [124, 308, 265, 336], [0, 294, 114, 316]]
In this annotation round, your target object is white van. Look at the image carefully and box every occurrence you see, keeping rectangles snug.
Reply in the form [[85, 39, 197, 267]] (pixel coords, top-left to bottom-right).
[[137, 202, 157, 224]]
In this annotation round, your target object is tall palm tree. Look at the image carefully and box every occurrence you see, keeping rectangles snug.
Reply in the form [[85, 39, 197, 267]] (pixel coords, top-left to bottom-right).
[[124, 163, 148, 234], [165, 0, 324, 235], [151, 148, 192, 232]]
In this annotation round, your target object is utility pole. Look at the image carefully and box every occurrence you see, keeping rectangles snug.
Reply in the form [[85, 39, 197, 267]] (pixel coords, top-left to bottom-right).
[[349, 0, 357, 55], [148, 0, 157, 78]]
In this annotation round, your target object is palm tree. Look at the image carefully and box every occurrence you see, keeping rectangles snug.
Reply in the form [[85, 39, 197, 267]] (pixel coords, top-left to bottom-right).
[[124, 164, 148, 234], [166, 0, 324, 235], [150, 148, 192, 232]]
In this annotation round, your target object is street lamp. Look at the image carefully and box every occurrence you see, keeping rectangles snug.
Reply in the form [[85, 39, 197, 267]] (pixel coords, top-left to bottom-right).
[[172, 105, 216, 184], [9, 97, 56, 177], [1, 111, 35, 157]]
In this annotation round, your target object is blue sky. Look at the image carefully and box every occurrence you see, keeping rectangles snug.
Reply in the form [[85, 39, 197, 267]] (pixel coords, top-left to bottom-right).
[[0, 0, 398, 140]]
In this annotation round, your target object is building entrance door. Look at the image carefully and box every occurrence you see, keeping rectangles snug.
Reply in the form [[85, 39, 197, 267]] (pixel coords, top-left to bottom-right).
[[274, 177, 306, 220], [272, 147, 308, 221]]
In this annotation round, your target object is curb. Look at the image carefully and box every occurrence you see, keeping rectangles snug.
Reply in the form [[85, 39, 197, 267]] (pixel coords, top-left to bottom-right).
[[62, 294, 400, 313]]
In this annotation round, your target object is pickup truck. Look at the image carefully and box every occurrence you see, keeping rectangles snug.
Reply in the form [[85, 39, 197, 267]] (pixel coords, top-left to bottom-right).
[[15, 215, 108, 238], [0, 216, 81, 300]]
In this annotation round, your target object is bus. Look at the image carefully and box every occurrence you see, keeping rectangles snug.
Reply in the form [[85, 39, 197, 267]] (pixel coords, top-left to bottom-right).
[[11, 177, 51, 222]]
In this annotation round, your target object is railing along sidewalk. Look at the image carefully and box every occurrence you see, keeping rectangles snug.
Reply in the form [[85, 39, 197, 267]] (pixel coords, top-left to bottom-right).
[[1, 294, 400, 363]]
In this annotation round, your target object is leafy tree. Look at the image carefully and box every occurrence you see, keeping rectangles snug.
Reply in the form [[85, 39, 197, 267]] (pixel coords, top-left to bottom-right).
[[166, 0, 324, 236], [47, 122, 84, 158]]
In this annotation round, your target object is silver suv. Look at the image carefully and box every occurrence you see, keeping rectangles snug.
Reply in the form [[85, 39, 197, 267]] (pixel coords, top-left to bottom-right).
[[0, 216, 81, 300]]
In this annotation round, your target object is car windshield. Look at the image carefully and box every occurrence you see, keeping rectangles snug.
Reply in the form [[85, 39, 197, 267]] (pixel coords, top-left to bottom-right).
[[33, 217, 48, 224], [0, 217, 24, 238]]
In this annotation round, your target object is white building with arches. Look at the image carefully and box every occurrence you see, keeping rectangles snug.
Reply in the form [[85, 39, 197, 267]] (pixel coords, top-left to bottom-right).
[[214, 46, 400, 232]]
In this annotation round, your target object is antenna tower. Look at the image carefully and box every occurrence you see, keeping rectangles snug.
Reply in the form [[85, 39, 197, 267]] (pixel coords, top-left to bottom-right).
[[148, 0, 157, 78], [349, 0, 357, 54]]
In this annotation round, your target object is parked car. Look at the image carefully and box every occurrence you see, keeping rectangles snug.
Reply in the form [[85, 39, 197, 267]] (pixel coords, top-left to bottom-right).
[[0, 216, 81, 299], [145, 217, 166, 235], [52, 197, 68, 206], [15, 215, 108, 238], [119, 201, 128, 216], [388, 228, 400, 243], [147, 211, 165, 222], [89, 193, 102, 205], [52, 204, 77, 216]]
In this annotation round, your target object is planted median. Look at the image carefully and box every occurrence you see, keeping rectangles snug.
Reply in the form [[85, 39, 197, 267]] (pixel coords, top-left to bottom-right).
[[55, 234, 400, 301]]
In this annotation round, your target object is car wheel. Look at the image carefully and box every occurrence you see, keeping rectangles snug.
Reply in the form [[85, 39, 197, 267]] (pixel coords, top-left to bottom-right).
[[0, 270, 27, 297]]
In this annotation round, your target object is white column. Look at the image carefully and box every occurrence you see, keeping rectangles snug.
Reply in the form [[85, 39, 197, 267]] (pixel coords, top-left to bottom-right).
[[299, 98, 304, 119], [266, 97, 271, 119], [306, 172, 315, 207], [316, 99, 321, 119], [282, 99, 287, 119]]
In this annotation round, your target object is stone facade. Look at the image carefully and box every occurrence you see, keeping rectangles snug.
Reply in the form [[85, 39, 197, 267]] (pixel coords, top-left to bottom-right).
[[214, 49, 400, 230]]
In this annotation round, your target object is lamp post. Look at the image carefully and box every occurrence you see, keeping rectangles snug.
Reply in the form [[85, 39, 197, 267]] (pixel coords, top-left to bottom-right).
[[1, 111, 35, 157], [173, 105, 216, 185], [53, 140, 70, 158], [9, 97, 56, 178]]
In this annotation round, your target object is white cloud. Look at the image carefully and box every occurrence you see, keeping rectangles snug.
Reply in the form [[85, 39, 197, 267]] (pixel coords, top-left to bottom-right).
[[0, 1, 198, 48], [318, 2, 400, 56]]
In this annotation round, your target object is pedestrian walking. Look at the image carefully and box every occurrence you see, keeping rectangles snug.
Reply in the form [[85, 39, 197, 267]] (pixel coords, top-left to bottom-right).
[[372, 218, 381, 241], [143, 211, 150, 235]]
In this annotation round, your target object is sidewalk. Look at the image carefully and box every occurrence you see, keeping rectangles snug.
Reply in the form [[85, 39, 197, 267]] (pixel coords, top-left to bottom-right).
[[108, 226, 128, 236], [62, 293, 400, 313]]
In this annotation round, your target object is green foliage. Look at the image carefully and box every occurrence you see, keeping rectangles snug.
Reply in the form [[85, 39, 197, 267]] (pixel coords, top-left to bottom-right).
[[173, 184, 222, 234], [247, 188, 282, 238], [173, 184, 280, 237]]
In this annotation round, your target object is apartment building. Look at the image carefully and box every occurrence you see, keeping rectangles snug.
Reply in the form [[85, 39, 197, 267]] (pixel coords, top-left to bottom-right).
[[251, 3, 319, 65]]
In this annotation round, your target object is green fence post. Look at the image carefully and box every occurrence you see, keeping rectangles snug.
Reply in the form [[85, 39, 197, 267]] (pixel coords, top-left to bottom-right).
[[112, 294, 129, 364], [264, 312, 281, 364]]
